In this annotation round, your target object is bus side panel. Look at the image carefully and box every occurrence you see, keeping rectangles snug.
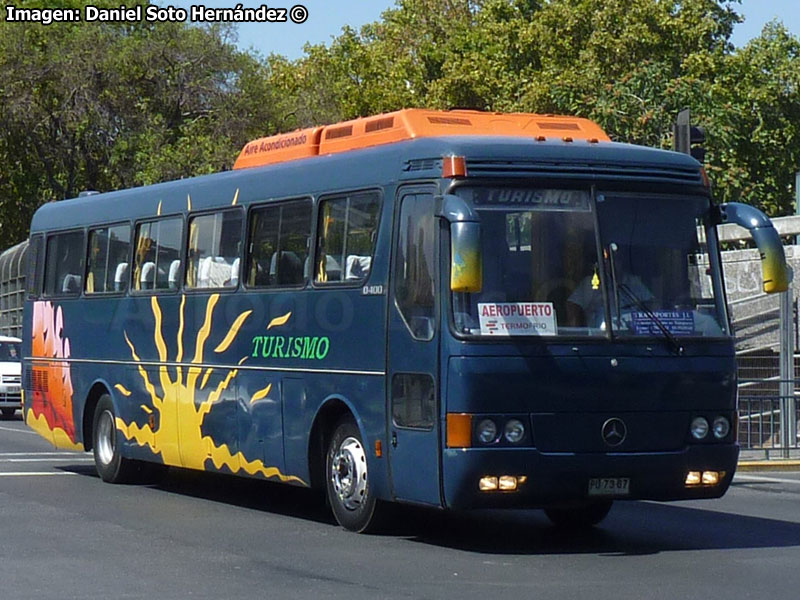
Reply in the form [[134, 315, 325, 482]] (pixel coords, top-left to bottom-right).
[[282, 373, 390, 498]]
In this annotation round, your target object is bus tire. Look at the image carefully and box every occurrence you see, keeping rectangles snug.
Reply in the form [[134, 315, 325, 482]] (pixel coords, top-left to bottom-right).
[[2, 408, 15, 419], [544, 500, 613, 528], [325, 417, 381, 533], [92, 394, 136, 483]]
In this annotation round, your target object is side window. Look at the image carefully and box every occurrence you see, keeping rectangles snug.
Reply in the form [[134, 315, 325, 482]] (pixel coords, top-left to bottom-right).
[[247, 200, 311, 288], [44, 231, 85, 297], [186, 210, 243, 289], [315, 192, 380, 284], [394, 194, 436, 340], [392, 373, 436, 430], [26, 235, 43, 298], [86, 224, 131, 294], [133, 217, 182, 292]]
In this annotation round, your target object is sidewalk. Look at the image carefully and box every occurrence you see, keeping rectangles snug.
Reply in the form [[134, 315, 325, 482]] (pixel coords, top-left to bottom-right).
[[738, 448, 800, 471], [737, 460, 800, 472]]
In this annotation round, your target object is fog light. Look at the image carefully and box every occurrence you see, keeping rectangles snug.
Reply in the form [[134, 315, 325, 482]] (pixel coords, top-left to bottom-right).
[[498, 475, 517, 491], [685, 471, 702, 486], [712, 417, 730, 439], [479, 476, 498, 491], [691, 417, 709, 440], [477, 419, 498, 444], [504, 419, 525, 444], [702, 471, 720, 485]]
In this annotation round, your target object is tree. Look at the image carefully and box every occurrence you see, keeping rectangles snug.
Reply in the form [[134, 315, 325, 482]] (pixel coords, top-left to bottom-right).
[[0, 2, 282, 245], [274, 0, 799, 214]]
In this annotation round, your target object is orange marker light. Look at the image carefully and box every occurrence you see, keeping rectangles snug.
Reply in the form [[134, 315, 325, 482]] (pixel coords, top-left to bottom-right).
[[700, 167, 711, 189], [375, 440, 382, 458], [447, 413, 473, 448], [443, 155, 467, 178]]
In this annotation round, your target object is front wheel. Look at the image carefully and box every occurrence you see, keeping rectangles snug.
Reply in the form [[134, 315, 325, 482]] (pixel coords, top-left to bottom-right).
[[325, 417, 382, 532], [93, 394, 137, 483], [1, 408, 16, 419], [544, 500, 613, 529]]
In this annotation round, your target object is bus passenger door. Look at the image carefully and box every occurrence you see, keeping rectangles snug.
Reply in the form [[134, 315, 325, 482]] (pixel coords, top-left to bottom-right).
[[387, 189, 441, 506]]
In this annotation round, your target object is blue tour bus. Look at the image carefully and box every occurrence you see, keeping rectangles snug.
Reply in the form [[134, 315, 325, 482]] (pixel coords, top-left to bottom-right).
[[21, 109, 788, 532]]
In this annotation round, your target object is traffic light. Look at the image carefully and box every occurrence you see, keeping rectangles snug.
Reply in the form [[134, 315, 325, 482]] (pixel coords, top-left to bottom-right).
[[673, 108, 705, 163]]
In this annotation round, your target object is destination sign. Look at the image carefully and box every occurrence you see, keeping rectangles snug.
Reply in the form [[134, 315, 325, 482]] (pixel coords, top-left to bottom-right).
[[478, 302, 558, 336], [469, 188, 590, 210], [630, 311, 696, 336]]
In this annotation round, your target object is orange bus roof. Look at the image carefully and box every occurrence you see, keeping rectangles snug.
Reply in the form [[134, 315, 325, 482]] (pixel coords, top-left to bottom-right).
[[233, 109, 610, 170]]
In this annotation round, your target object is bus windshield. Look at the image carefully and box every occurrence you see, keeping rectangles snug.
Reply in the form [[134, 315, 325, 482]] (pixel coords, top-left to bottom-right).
[[0, 341, 21, 361], [451, 187, 727, 339]]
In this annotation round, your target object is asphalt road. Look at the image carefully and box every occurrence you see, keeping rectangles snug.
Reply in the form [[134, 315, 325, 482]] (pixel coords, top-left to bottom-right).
[[2, 413, 800, 600]]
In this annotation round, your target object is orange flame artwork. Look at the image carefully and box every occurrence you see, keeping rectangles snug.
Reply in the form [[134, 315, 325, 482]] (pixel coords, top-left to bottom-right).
[[26, 301, 82, 450]]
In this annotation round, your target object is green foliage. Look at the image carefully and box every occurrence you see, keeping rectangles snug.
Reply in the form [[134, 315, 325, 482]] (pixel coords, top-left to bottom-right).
[[0, 10, 279, 245], [266, 0, 799, 216]]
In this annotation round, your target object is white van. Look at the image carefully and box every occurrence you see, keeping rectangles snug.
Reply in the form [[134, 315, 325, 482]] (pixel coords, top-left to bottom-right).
[[0, 336, 22, 418]]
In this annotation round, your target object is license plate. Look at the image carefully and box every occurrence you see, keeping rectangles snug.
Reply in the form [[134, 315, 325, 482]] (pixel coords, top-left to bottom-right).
[[588, 477, 630, 496]]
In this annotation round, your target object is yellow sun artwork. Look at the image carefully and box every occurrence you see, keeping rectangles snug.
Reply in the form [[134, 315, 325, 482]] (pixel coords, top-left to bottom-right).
[[114, 293, 305, 484]]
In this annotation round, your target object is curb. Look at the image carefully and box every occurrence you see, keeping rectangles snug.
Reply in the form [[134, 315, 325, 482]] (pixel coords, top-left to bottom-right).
[[737, 461, 800, 472]]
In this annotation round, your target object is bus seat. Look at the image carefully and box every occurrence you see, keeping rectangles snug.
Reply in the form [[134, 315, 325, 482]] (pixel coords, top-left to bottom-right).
[[62, 274, 82, 294], [168, 260, 181, 290], [229, 258, 240, 287], [197, 256, 211, 287], [140, 262, 155, 290], [277, 252, 302, 285], [345, 255, 371, 280], [198, 256, 231, 288], [114, 263, 128, 291]]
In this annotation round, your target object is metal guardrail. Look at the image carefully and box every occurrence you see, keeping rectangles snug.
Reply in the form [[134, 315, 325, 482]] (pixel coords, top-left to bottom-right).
[[738, 390, 800, 456]]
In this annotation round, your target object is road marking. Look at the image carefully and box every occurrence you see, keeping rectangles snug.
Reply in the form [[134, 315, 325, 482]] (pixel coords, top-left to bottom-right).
[[0, 472, 78, 477], [0, 452, 86, 457], [0, 425, 36, 435], [734, 474, 800, 486]]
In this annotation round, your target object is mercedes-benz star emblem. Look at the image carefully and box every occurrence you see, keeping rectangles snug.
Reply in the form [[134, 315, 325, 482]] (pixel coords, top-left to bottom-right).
[[601, 418, 627, 447]]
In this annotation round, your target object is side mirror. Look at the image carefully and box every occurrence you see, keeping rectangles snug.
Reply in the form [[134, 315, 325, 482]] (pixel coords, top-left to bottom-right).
[[717, 202, 791, 294], [450, 222, 482, 293], [435, 194, 483, 293]]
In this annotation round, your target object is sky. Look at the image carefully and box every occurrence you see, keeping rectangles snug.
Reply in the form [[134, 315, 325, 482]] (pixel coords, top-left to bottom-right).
[[168, 0, 800, 60]]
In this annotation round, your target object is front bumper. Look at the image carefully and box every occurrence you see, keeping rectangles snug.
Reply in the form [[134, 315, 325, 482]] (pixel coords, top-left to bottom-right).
[[442, 444, 738, 509]]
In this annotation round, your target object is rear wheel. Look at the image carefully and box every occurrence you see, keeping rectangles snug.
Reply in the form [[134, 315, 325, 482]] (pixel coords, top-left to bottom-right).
[[325, 417, 382, 532], [544, 500, 613, 529], [93, 394, 137, 483]]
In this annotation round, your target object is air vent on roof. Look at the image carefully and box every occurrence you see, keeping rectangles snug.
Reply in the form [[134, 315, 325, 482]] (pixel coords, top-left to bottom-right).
[[405, 159, 439, 172], [536, 121, 581, 131], [427, 116, 472, 126], [325, 125, 354, 140], [365, 117, 395, 133], [465, 159, 703, 186]]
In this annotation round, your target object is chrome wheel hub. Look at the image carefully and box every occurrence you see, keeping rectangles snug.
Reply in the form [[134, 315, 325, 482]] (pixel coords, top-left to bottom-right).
[[96, 410, 115, 466], [331, 436, 368, 511]]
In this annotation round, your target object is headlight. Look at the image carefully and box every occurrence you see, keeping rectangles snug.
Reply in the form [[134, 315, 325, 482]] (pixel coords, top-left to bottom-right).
[[713, 416, 730, 439], [504, 419, 525, 444], [691, 417, 709, 440], [477, 419, 498, 444]]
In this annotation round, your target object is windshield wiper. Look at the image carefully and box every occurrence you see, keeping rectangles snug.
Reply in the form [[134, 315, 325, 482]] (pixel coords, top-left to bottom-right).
[[606, 242, 684, 356], [617, 283, 685, 356]]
